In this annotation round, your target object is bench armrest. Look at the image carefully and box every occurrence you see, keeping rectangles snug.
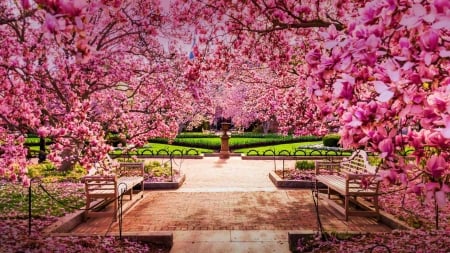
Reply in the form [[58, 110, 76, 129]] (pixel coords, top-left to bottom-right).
[[344, 171, 378, 180], [84, 175, 117, 182], [117, 162, 144, 177], [315, 160, 341, 175]]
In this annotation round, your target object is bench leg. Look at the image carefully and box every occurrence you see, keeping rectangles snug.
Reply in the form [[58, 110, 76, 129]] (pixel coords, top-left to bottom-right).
[[344, 196, 349, 221], [84, 197, 91, 221], [374, 195, 380, 221], [113, 197, 118, 222]]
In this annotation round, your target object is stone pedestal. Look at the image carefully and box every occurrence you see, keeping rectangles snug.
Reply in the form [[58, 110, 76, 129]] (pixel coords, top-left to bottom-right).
[[219, 122, 231, 159]]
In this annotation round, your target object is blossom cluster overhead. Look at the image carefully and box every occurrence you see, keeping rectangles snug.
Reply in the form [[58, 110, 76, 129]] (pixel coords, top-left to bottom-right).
[[0, 0, 449, 209], [0, 0, 206, 184], [170, 0, 450, 207]]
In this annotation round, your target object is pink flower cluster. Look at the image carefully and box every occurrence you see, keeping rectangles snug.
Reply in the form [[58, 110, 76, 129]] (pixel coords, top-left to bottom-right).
[[169, 0, 450, 208]]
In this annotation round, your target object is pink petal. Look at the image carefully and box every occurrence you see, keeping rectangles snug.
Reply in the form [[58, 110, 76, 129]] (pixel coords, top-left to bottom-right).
[[387, 69, 400, 82], [424, 52, 433, 65], [324, 40, 339, 49], [435, 190, 447, 207], [412, 4, 426, 16], [441, 125, 450, 138], [432, 18, 450, 29], [400, 16, 420, 28], [374, 81, 388, 93], [378, 90, 394, 102], [439, 50, 450, 57]]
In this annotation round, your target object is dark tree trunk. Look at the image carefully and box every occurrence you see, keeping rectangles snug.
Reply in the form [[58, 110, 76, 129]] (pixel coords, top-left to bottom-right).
[[38, 137, 46, 163]]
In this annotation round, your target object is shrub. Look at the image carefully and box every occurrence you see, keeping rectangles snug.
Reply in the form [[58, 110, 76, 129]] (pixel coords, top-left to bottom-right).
[[295, 160, 315, 170], [368, 156, 382, 166], [27, 162, 57, 179], [117, 157, 144, 163], [144, 161, 171, 176], [26, 162, 85, 182], [323, 134, 341, 147]]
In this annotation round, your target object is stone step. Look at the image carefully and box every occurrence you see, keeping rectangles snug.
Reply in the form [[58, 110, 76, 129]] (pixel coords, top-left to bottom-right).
[[170, 230, 290, 253]]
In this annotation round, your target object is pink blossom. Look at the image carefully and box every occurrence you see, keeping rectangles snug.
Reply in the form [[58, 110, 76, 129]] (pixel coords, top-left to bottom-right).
[[406, 183, 424, 197], [20, 0, 31, 9], [43, 14, 60, 33], [426, 155, 447, 178], [426, 131, 447, 147], [305, 49, 321, 66], [333, 80, 353, 100], [359, 1, 382, 24], [59, 0, 87, 17], [380, 169, 397, 184], [373, 81, 394, 102], [435, 184, 450, 207], [427, 93, 448, 112], [400, 4, 427, 29], [378, 138, 393, 158], [433, 0, 450, 13], [441, 117, 450, 138], [420, 30, 439, 51]]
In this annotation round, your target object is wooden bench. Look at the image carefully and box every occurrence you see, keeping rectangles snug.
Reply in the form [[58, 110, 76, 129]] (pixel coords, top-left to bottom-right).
[[315, 150, 380, 221], [84, 162, 144, 221]]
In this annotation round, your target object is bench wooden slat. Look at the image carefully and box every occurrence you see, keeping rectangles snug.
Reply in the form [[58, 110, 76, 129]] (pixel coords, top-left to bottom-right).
[[84, 162, 144, 222], [316, 150, 381, 221]]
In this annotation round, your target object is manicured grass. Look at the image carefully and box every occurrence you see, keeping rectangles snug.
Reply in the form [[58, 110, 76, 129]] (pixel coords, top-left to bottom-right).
[[234, 141, 352, 156], [152, 134, 321, 150], [234, 141, 322, 154], [110, 143, 214, 155], [0, 182, 85, 217], [174, 137, 289, 147], [24, 137, 52, 145]]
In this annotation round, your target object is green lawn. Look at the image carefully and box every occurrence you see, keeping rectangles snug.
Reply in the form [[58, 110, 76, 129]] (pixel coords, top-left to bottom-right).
[[173, 137, 290, 148], [110, 143, 214, 155], [233, 141, 322, 154], [152, 134, 320, 150]]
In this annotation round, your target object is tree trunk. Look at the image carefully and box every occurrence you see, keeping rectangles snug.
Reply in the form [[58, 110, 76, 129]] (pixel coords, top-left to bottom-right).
[[38, 137, 46, 163]]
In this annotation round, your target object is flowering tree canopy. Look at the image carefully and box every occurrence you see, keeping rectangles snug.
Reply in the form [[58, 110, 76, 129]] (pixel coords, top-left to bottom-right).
[[170, 0, 450, 207], [1, 0, 449, 211], [0, 0, 205, 185]]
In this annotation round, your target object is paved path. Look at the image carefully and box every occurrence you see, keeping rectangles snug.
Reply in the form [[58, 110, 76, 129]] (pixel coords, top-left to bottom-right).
[[71, 157, 391, 252]]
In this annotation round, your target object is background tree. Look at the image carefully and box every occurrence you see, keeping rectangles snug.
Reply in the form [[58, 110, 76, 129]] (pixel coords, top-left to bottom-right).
[[0, 0, 204, 184], [170, 0, 450, 208]]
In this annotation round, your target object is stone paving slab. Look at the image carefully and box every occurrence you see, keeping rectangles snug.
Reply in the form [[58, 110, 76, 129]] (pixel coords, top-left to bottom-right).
[[68, 157, 392, 252], [170, 230, 290, 253], [71, 190, 391, 233]]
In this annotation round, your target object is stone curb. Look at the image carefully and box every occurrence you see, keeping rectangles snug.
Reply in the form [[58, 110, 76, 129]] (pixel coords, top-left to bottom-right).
[[269, 171, 320, 188], [111, 154, 204, 159], [144, 174, 186, 190], [50, 232, 173, 247], [242, 155, 347, 161]]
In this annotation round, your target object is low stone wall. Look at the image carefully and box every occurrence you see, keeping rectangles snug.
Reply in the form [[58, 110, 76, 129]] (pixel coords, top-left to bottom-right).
[[143, 174, 186, 190], [269, 171, 325, 189]]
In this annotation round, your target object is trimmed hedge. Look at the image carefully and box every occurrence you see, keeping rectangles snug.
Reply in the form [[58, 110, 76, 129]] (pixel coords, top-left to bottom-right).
[[295, 160, 315, 170], [150, 135, 321, 150], [322, 134, 341, 147]]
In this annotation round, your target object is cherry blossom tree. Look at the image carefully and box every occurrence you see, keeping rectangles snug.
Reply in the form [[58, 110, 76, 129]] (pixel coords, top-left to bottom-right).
[[0, 0, 203, 184], [170, 0, 450, 214]]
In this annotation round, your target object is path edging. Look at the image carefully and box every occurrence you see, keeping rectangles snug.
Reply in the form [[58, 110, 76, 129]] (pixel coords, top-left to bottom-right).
[[269, 171, 323, 188], [144, 174, 186, 190]]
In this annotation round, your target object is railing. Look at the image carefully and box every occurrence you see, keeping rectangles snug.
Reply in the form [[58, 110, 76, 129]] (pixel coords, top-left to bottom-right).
[[245, 147, 353, 157], [245, 148, 349, 178], [110, 147, 200, 157]]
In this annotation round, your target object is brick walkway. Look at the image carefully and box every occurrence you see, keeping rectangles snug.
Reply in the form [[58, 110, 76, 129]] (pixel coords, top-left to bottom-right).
[[71, 157, 391, 234]]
